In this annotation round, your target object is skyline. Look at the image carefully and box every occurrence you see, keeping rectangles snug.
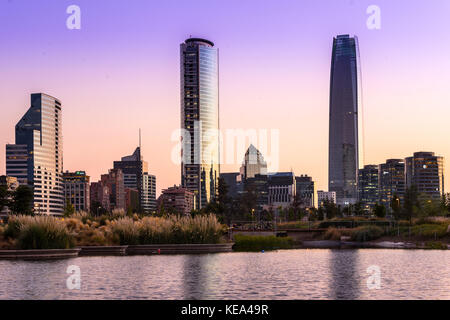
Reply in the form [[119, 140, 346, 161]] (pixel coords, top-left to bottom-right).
[[1, 0, 450, 196]]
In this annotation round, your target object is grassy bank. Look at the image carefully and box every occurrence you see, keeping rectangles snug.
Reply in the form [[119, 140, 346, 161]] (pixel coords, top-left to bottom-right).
[[233, 234, 293, 251], [0, 213, 226, 249]]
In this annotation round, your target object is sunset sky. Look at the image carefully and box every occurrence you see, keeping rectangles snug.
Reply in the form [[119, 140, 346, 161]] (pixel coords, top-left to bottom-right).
[[1, 0, 449, 196]]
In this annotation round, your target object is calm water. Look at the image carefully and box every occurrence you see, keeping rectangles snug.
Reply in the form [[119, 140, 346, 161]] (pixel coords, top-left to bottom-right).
[[0, 249, 449, 300]]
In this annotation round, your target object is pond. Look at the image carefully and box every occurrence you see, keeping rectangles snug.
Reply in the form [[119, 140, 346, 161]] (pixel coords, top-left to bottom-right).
[[0, 249, 448, 299]]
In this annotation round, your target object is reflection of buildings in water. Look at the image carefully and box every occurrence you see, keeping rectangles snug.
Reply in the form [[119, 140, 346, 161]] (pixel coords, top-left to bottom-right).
[[182, 255, 208, 299], [329, 250, 360, 300]]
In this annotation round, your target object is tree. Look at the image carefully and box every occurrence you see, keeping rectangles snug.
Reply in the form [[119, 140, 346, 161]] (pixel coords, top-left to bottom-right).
[[403, 186, 420, 224], [373, 203, 386, 218], [0, 185, 10, 212], [64, 198, 75, 217], [390, 194, 401, 219], [11, 185, 33, 215]]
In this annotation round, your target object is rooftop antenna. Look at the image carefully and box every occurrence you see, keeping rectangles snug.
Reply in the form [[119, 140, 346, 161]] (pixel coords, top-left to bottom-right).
[[139, 128, 142, 160]]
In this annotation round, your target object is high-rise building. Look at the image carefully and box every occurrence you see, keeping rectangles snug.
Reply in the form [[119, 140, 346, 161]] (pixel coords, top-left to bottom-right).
[[142, 172, 156, 212], [114, 147, 156, 213], [405, 152, 444, 201], [328, 35, 363, 206], [157, 185, 195, 216], [180, 38, 220, 209], [295, 175, 315, 208], [378, 159, 405, 210], [357, 165, 378, 213], [239, 144, 267, 181], [63, 171, 90, 212], [6, 93, 64, 215]]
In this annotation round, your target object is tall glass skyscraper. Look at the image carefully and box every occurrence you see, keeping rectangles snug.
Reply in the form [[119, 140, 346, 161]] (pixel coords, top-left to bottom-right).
[[180, 38, 220, 209], [6, 93, 64, 215], [328, 35, 363, 206]]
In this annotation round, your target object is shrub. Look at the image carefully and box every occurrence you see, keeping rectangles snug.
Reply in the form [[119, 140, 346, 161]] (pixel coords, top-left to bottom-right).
[[111, 217, 140, 245], [16, 216, 74, 249], [233, 234, 293, 251], [4, 215, 35, 239], [350, 226, 384, 242], [324, 228, 344, 240], [112, 214, 224, 245], [424, 241, 447, 250]]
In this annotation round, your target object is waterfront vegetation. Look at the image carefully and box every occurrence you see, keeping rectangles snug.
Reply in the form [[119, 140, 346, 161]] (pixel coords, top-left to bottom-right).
[[0, 212, 225, 250], [233, 234, 293, 251], [0, 210, 448, 250]]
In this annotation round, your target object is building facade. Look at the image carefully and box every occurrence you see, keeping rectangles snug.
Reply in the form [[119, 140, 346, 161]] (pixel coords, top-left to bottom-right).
[[180, 38, 220, 209], [295, 175, 315, 208], [220, 172, 243, 200], [328, 35, 363, 206], [268, 172, 296, 209], [99, 169, 127, 211], [6, 93, 64, 215], [157, 185, 195, 216], [405, 152, 444, 201], [63, 171, 90, 212], [90, 182, 110, 213], [357, 165, 378, 213], [317, 191, 337, 206], [378, 159, 405, 210]]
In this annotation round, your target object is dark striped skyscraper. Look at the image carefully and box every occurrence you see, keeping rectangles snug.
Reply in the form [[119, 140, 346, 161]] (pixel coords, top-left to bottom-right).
[[180, 38, 220, 209], [328, 35, 363, 206], [6, 93, 64, 215]]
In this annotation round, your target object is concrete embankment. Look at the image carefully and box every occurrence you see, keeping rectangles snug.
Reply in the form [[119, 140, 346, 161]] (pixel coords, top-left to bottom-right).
[[127, 243, 234, 255], [0, 248, 80, 260]]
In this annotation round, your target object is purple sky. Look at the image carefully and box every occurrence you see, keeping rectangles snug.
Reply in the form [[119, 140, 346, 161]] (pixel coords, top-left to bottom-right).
[[1, 0, 449, 195]]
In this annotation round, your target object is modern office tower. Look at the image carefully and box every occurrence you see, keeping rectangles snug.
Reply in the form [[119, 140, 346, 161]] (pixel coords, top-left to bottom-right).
[[328, 35, 363, 206], [220, 172, 243, 200], [405, 152, 444, 201], [357, 165, 378, 213], [268, 172, 296, 209], [157, 185, 195, 216], [378, 159, 405, 210], [113, 147, 156, 213], [63, 171, 90, 212], [180, 38, 220, 209], [239, 144, 268, 181], [295, 175, 315, 208], [317, 191, 337, 206], [100, 168, 125, 211], [5, 93, 64, 215], [0, 176, 19, 217]]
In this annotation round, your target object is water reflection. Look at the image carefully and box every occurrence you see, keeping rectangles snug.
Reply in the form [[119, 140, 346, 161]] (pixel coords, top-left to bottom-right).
[[182, 255, 207, 299], [329, 250, 360, 299]]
